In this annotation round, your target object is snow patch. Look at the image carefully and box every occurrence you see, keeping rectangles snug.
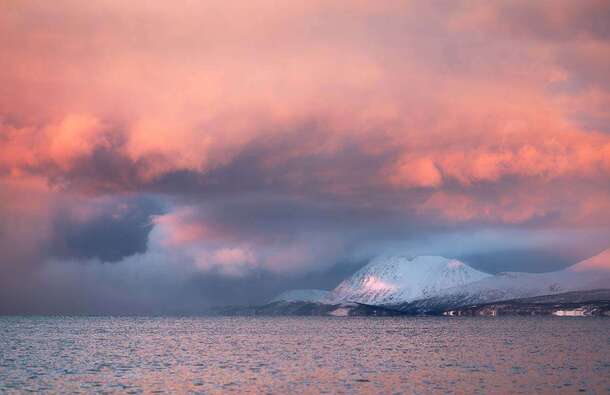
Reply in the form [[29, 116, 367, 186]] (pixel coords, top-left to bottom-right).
[[447, 260, 464, 269], [329, 307, 351, 317], [552, 309, 586, 317]]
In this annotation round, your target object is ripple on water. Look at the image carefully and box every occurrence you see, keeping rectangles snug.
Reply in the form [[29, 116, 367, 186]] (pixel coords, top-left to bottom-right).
[[0, 316, 608, 393]]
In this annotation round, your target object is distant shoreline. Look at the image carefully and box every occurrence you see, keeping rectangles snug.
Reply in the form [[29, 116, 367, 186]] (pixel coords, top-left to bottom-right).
[[213, 289, 610, 317]]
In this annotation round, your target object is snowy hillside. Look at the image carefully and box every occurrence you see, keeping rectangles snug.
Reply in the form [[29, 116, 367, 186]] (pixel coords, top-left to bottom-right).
[[328, 256, 491, 305], [427, 271, 575, 308], [405, 250, 610, 308], [270, 289, 331, 303], [268, 250, 610, 309]]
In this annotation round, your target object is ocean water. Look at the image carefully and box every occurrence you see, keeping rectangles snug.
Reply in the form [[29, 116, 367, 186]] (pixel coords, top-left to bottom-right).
[[0, 317, 608, 394]]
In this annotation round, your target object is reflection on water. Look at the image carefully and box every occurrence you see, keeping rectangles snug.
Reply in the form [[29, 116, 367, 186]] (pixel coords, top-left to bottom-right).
[[0, 316, 608, 393]]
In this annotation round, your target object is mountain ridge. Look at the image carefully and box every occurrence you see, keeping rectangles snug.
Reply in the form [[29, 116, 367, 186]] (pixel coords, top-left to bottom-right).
[[268, 250, 610, 312]]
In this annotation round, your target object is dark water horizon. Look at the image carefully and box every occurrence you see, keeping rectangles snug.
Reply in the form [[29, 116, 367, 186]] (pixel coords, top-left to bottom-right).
[[1, 316, 609, 394]]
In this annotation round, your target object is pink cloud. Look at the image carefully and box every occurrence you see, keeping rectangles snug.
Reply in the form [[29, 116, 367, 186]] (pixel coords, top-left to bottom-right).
[[1, 0, 610, 276]]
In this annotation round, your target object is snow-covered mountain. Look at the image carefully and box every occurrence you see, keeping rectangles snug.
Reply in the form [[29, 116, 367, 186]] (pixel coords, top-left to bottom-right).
[[423, 271, 586, 309], [328, 251, 610, 307], [271, 289, 331, 303], [424, 249, 610, 307], [269, 250, 610, 310], [329, 256, 491, 305]]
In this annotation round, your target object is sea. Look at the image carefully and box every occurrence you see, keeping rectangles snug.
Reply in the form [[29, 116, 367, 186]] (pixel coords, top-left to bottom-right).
[[0, 316, 608, 394]]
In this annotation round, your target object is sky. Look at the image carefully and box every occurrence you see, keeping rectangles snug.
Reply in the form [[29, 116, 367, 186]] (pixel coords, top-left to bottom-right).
[[1, 0, 610, 314]]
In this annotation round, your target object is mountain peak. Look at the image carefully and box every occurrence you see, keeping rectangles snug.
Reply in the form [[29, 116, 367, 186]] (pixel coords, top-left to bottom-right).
[[329, 255, 491, 305]]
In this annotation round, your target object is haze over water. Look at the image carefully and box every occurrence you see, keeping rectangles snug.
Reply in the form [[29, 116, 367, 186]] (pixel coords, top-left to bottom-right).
[[1, 316, 608, 394]]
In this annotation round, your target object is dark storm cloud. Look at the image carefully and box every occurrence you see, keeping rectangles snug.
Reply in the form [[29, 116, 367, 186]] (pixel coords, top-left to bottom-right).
[[146, 122, 400, 199], [42, 135, 165, 195], [48, 195, 165, 262], [0, 257, 368, 315]]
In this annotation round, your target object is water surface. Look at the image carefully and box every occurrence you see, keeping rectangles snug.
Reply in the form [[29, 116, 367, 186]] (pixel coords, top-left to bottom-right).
[[1, 316, 608, 393]]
